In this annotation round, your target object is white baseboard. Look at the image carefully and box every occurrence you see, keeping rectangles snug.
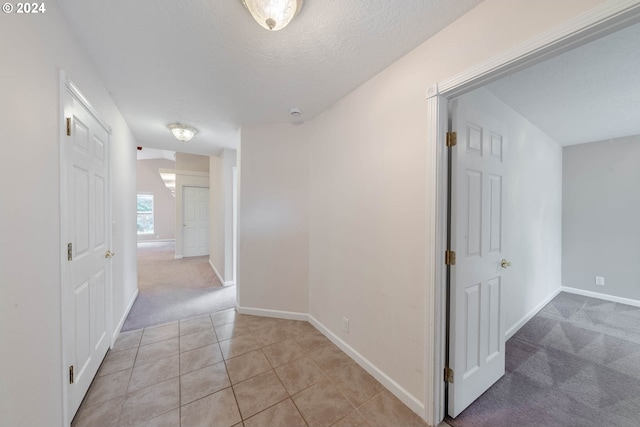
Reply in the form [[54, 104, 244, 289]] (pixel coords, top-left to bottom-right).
[[308, 315, 425, 419], [174, 255, 183, 260], [111, 288, 138, 346], [561, 286, 640, 308], [137, 238, 175, 243], [208, 259, 230, 287], [505, 288, 561, 340], [229, 306, 426, 419], [236, 305, 308, 321]]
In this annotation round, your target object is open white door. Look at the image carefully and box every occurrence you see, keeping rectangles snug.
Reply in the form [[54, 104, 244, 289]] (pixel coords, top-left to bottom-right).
[[448, 96, 508, 417], [62, 82, 112, 420], [183, 186, 209, 257]]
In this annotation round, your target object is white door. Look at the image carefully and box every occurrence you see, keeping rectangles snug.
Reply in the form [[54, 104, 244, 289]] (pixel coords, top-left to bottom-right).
[[448, 96, 507, 417], [183, 186, 209, 257], [63, 86, 112, 419]]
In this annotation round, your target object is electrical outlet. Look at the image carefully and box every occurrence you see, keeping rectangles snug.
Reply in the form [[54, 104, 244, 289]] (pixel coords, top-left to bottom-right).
[[595, 276, 605, 286], [342, 317, 349, 333]]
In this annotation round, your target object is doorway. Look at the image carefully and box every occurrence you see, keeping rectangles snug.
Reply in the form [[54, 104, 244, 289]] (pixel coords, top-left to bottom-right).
[[122, 150, 238, 331], [426, 4, 640, 425], [60, 75, 113, 421], [183, 186, 209, 257]]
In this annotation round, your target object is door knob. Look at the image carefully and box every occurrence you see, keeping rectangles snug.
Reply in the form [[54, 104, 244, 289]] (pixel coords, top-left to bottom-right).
[[501, 259, 511, 268], [105, 250, 115, 259]]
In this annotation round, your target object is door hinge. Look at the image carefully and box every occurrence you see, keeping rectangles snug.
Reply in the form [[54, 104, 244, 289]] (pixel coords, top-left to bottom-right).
[[445, 250, 456, 266], [446, 131, 457, 147], [66, 117, 71, 136], [444, 367, 454, 383], [67, 242, 73, 261], [69, 365, 74, 384]]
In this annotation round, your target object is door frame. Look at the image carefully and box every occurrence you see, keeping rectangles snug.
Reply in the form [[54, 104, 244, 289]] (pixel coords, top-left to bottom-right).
[[182, 185, 210, 257], [174, 171, 209, 259], [424, 2, 640, 425], [59, 71, 114, 426]]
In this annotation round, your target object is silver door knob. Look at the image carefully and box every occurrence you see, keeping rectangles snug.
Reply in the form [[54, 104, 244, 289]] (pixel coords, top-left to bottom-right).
[[501, 259, 511, 268], [105, 250, 115, 259]]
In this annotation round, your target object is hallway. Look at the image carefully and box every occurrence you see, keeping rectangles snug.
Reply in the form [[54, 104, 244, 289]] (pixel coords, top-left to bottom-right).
[[122, 242, 236, 331], [73, 309, 428, 427]]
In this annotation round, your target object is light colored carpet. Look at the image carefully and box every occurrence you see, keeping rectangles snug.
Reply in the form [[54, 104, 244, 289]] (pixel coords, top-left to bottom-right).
[[447, 292, 640, 427], [122, 241, 236, 331]]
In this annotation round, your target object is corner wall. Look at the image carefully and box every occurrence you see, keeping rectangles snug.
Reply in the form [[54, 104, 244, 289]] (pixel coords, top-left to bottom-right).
[[238, 123, 310, 313], [210, 148, 237, 284], [562, 135, 640, 302], [237, 0, 605, 414], [0, 3, 138, 426]]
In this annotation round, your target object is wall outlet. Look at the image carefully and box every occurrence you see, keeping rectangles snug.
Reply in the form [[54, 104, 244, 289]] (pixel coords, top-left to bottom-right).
[[342, 317, 349, 333], [595, 276, 605, 286]]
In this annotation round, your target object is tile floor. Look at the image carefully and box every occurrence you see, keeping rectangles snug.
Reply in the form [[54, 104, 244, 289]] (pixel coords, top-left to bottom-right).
[[72, 309, 429, 427]]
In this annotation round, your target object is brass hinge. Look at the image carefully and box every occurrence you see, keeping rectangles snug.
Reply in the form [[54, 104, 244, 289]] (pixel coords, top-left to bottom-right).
[[67, 243, 73, 261], [444, 367, 454, 383], [445, 250, 456, 266], [446, 131, 457, 147], [69, 365, 74, 384], [66, 117, 71, 136]]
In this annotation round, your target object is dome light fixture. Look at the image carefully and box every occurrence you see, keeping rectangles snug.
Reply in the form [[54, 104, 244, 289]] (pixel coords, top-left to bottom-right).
[[168, 123, 197, 142], [241, 0, 303, 31]]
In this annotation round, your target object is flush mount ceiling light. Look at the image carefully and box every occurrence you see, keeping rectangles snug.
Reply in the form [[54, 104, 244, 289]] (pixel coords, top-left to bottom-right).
[[167, 123, 197, 142], [241, 0, 303, 31]]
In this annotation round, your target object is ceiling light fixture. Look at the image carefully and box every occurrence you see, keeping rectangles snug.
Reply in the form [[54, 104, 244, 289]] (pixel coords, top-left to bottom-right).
[[241, 0, 303, 31], [167, 123, 198, 142]]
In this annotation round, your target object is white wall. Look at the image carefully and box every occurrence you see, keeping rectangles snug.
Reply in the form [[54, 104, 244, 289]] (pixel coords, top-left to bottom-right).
[[176, 152, 210, 173], [223, 150, 238, 282], [238, 123, 310, 312], [211, 155, 225, 277], [0, 3, 138, 426], [137, 159, 176, 241], [563, 135, 640, 301], [209, 149, 237, 284], [464, 88, 563, 333], [238, 0, 604, 412]]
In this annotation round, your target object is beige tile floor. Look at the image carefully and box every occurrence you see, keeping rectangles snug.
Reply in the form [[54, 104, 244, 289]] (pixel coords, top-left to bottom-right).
[[72, 309, 429, 427]]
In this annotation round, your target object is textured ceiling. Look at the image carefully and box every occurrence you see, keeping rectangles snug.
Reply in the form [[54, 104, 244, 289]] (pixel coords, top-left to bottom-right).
[[57, 0, 483, 154], [486, 22, 640, 147]]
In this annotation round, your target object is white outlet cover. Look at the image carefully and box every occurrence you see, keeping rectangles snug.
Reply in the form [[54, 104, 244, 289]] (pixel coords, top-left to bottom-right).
[[595, 276, 605, 286]]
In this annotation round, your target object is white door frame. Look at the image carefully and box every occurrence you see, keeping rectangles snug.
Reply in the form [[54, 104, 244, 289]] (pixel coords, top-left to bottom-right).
[[59, 71, 114, 426], [182, 185, 210, 257], [424, 2, 640, 425], [174, 171, 209, 259]]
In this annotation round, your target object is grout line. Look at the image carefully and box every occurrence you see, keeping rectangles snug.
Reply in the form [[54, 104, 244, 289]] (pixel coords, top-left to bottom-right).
[[94, 313, 386, 427], [269, 352, 311, 427]]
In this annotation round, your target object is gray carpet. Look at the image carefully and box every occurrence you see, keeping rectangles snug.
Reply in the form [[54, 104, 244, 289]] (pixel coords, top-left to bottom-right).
[[122, 241, 236, 331], [447, 292, 640, 427]]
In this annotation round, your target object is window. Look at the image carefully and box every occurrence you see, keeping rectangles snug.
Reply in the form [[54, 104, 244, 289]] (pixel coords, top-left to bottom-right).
[[137, 193, 154, 234]]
